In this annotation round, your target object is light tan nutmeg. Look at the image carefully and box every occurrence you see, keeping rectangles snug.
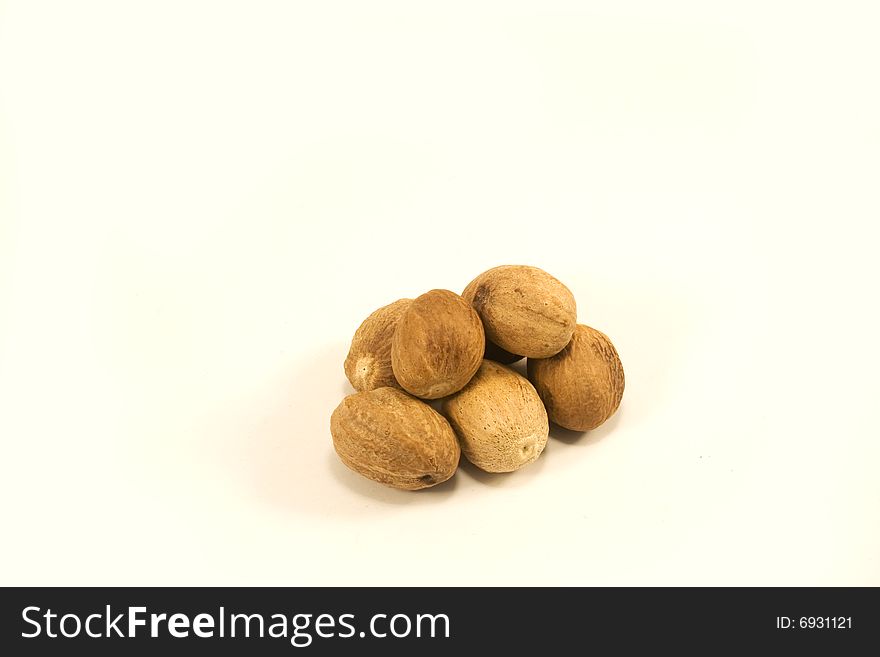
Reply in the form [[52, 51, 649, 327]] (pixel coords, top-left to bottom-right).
[[462, 265, 577, 359], [330, 387, 460, 490], [343, 298, 412, 392], [527, 324, 624, 432], [391, 289, 485, 399], [442, 360, 548, 473]]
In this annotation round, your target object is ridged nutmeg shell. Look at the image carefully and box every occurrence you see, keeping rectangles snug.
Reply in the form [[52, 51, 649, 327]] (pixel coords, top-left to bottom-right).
[[442, 360, 548, 473], [391, 289, 485, 399], [527, 324, 624, 431], [462, 265, 576, 359], [344, 298, 412, 392], [330, 387, 460, 490]]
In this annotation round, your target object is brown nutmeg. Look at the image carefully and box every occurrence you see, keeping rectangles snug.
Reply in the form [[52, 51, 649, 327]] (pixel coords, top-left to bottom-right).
[[344, 298, 412, 392], [462, 265, 576, 359], [442, 360, 548, 473], [391, 289, 485, 399], [527, 324, 624, 431], [330, 387, 460, 490]]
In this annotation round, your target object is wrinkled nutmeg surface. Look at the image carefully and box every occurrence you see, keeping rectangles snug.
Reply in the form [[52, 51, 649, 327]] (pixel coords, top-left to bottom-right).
[[462, 265, 576, 359], [391, 289, 485, 400], [442, 360, 548, 473], [527, 324, 624, 431], [343, 298, 412, 392], [330, 387, 460, 490]]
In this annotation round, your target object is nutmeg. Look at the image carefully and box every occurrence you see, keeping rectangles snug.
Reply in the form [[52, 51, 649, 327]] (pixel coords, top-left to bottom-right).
[[442, 360, 548, 473], [462, 265, 576, 359], [527, 324, 624, 431], [343, 298, 412, 392], [391, 289, 485, 399], [330, 387, 460, 490]]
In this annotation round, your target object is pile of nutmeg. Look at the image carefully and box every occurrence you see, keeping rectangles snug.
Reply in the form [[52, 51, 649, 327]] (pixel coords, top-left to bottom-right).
[[330, 265, 624, 490]]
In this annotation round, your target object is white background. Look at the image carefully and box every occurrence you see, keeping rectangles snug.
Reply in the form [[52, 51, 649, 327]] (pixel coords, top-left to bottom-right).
[[2, 1, 878, 586]]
